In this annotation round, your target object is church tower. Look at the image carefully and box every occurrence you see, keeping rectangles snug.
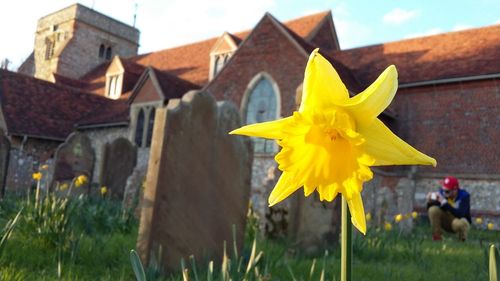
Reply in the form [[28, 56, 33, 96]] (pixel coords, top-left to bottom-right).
[[24, 4, 140, 81]]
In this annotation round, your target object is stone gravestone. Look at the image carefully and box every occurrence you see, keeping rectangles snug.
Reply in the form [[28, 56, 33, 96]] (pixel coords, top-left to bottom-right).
[[0, 131, 10, 198], [288, 192, 341, 254], [52, 132, 94, 193], [99, 138, 137, 199], [137, 90, 252, 272]]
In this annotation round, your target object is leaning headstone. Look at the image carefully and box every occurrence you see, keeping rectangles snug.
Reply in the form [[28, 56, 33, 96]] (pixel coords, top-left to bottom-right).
[[52, 132, 94, 193], [137, 90, 252, 272], [0, 131, 10, 197], [99, 138, 137, 199]]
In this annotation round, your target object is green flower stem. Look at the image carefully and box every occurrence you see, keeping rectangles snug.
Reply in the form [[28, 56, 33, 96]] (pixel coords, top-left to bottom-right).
[[341, 196, 352, 281]]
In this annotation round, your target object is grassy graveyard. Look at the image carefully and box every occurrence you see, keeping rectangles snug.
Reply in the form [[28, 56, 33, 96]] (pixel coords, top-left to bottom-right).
[[0, 193, 498, 281]]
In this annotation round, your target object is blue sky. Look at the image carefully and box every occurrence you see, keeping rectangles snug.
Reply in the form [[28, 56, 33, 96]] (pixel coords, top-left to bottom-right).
[[1, 0, 499, 69]]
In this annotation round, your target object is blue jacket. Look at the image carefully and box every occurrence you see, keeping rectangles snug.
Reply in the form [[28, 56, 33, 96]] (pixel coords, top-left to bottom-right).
[[439, 189, 471, 223]]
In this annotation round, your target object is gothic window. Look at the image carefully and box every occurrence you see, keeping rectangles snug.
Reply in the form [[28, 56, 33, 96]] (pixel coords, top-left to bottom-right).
[[146, 108, 156, 147], [99, 44, 105, 58], [214, 55, 225, 75], [45, 38, 55, 60], [107, 75, 120, 99], [244, 76, 279, 153], [105, 47, 112, 60], [135, 109, 145, 147]]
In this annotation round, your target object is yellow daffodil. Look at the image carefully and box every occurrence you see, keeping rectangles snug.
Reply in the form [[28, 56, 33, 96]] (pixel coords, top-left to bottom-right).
[[411, 211, 418, 219], [230, 49, 436, 234], [32, 172, 42, 181], [100, 186, 108, 196], [384, 222, 393, 231], [59, 182, 69, 191], [75, 175, 88, 187], [395, 214, 403, 223], [475, 217, 483, 224], [487, 223, 494, 230], [365, 212, 372, 222]]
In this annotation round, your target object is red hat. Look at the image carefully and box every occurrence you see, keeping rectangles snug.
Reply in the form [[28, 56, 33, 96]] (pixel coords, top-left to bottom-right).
[[442, 176, 459, 190]]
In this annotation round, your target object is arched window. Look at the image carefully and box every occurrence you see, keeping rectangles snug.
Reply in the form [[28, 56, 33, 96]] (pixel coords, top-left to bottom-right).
[[146, 108, 156, 147], [214, 55, 225, 75], [99, 44, 105, 58], [135, 109, 144, 147], [244, 76, 279, 153], [105, 47, 112, 60]]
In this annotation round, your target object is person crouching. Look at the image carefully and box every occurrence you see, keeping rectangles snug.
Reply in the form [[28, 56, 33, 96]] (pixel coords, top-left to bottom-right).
[[426, 176, 471, 241]]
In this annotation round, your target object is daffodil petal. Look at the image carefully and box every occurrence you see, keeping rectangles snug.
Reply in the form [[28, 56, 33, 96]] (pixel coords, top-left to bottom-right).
[[359, 119, 437, 166], [346, 192, 366, 235], [299, 49, 349, 113], [268, 172, 301, 206], [344, 65, 398, 126], [229, 117, 293, 139]]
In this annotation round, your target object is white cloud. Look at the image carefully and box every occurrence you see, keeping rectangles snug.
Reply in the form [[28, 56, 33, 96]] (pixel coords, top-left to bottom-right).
[[383, 8, 419, 25], [404, 28, 443, 39]]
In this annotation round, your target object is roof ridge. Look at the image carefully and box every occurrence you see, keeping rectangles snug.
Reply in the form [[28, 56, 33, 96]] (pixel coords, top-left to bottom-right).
[[130, 11, 331, 61], [282, 10, 330, 24], [341, 23, 500, 52]]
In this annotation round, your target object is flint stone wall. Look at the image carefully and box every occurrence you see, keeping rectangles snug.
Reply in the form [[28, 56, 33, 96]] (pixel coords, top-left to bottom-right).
[[137, 90, 252, 272], [82, 126, 129, 184], [363, 171, 500, 230]]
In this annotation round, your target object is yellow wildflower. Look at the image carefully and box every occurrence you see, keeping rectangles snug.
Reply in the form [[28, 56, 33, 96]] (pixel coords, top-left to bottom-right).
[[32, 172, 42, 181], [41, 164, 49, 170], [475, 217, 483, 224], [100, 186, 108, 196], [59, 183, 69, 191], [395, 214, 403, 223], [365, 212, 372, 222], [411, 211, 418, 219], [75, 175, 88, 187], [384, 222, 392, 231], [230, 49, 436, 234], [487, 223, 494, 230]]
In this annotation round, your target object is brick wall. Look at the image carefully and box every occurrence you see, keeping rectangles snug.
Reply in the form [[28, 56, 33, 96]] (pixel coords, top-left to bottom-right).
[[395, 79, 499, 175], [207, 16, 308, 117]]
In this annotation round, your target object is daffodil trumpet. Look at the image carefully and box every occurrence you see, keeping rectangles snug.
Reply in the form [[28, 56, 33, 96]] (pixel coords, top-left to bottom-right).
[[230, 48, 436, 281]]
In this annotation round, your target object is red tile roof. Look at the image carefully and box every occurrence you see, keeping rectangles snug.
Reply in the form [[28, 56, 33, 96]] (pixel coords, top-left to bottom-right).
[[151, 68, 201, 100], [283, 11, 330, 39], [330, 24, 500, 87], [0, 69, 127, 139], [124, 11, 330, 87]]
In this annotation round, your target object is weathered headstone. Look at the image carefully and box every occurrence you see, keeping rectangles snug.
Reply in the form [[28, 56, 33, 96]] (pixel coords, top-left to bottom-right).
[[52, 132, 94, 192], [99, 138, 137, 199], [0, 131, 10, 197], [137, 90, 252, 272], [288, 193, 341, 254]]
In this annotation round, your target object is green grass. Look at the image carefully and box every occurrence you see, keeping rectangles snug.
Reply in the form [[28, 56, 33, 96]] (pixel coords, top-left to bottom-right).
[[0, 194, 498, 281]]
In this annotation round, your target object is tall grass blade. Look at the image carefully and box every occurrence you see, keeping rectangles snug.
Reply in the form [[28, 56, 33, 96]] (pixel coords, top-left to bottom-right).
[[207, 261, 213, 281], [189, 255, 200, 281], [130, 250, 147, 281], [490, 244, 499, 281], [308, 258, 316, 281], [0, 207, 23, 256]]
